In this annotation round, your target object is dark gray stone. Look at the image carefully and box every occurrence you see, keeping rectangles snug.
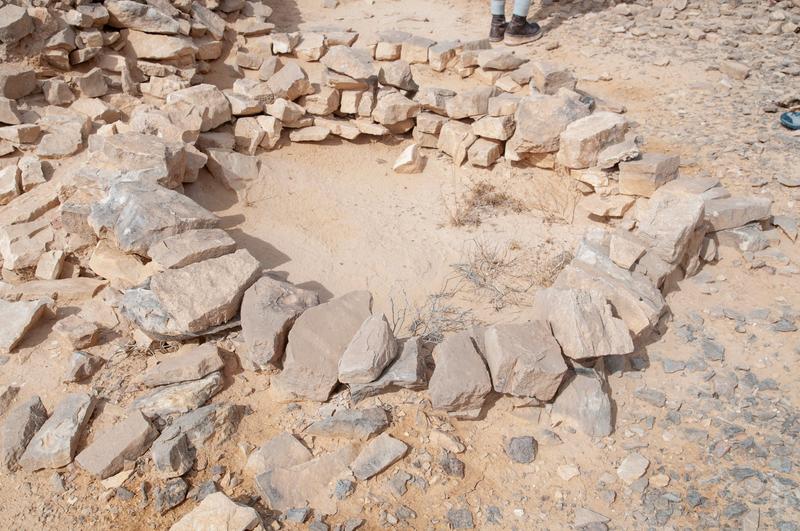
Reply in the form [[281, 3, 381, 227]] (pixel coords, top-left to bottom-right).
[[506, 436, 537, 464], [154, 478, 187, 514], [447, 508, 474, 529]]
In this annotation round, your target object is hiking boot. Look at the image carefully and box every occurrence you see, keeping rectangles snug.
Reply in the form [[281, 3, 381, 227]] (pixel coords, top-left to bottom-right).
[[489, 15, 507, 43], [504, 14, 543, 46]]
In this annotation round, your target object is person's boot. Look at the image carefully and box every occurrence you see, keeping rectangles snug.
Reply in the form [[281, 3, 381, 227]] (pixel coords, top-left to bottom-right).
[[489, 15, 507, 43], [504, 14, 543, 46]]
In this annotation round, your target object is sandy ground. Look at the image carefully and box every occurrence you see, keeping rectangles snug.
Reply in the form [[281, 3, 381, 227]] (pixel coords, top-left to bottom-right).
[[1, 0, 799, 529]]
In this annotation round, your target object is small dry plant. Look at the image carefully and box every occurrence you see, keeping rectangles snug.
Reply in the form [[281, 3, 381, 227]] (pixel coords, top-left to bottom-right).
[[529, 173, 581, 225], [444, 180, 527, 227], [451, 239, 572, 310], [390, 281, 477, 344]]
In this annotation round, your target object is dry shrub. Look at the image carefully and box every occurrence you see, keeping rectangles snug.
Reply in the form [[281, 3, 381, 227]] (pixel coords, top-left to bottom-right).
[[445, 180, 527, 227], [452, 239, 573, 310], [529, 174, 581, 225], [404, 280, 477, 344]]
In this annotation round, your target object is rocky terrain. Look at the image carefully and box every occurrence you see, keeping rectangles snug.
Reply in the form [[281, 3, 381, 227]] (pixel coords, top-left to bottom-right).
[[0, 0, 798, 530]]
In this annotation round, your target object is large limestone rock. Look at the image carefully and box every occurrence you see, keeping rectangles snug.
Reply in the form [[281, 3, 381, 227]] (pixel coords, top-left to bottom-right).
[[88, 181, 219, 256], [140, 344, 224, 387], [255, 445, 358, 515], [107, 0, 181, 34], [555, 238, 666, 336], [130, 372, 224, 421], [482, 322, 568, 401], [551, 361, 613, 437], [372, 92, 420, 125], [321, 45, 374, 80], [533, 288, 634, 360], [0, 65, 36, 99], [704, 196, 772, 232], [19, 393, 97, 471], [75, 411, 157, 479], [428, 332, 492, 418], [0, 215, 53, 271], [170, 493, 261, 531], [240, 276, 319, 371], [166, 85, 232, 132], [349, 337, 426, 403], [205, 148, 260, 200], [272, 291, 372, 402], [0, 4, 33, 45], [557, 112, 628, 169], [266, 62, 312, 101], [505, 90, 592, 161], [125, 30, 196, 61], [636, 189, 705, 264], [88, 132, 188, 189], [122, 249, 261, 339], [338, 315, 398, 384], [0, 298, 54, 354], [1, 396, 48, 472], [618, 153, 680, 197], [148, 228, 237, 270]]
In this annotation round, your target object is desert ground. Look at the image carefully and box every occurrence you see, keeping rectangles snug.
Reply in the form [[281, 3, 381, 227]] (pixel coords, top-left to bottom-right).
[[0, 0, 799, 530]]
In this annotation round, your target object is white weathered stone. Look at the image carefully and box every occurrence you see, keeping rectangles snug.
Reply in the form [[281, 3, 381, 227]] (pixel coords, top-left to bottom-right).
[[557, 112, 628, 169], [141, 344, 224, 388], [445, 87, 497, 119], [378, 61, 417, 91], [148, 228, 236, 270], [273, 291, 372, 402], [438, 120, 477, 166], [350, 433, 408, 480], [130, 372, 224, 421], [106, 0, 180, 34], [321, 45, 374, 79], [530, 61, 577, 94], [267, 62, 313, 101], [372, 92, 420, 125], [483, 322, 568, 400], [75, 411, 157, 479], [338, 314, 398, 384], [122, 249, 261, 339], [393, 144, 425, 174], [704, 196, 772, 232], [0, 298, 54, 354], [88, 180, 219, 255], [551, 361, 613, 437], [166, 84, 232, 132], [245, 431, 312, 478], [618, 153, 680, 197], [0, 396, 47, 472], [241, 276, 319, 371], [0, 5, 33, 45], [205, 148, 260, 200], [170, 493, 261, 531], [19, 393, 97, 471], [534, 288, 634, 360], [349, 337, 426, 403], [428, 332, 491, 418]]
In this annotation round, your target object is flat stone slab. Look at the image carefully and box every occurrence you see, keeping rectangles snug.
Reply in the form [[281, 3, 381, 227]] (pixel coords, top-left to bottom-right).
[[1, 396, 48, 472], [428, 332, 492, 417], [306, 407, 390, 440], [350, 433, 408, 480], [130, 372, 224, 421], [534, 288, 634, 360], [551, 361, 613, 438], [338, 314, 398, 384], [349, 337, 426, 403], [19, 393, 97, 471], [0, 297, 54, 353], [240, 276, 319, 371], [88, 180, 219, 256], [245, 431, 312, 478], [122, 249, 261, 339], [170, 492, 260, 531], [273, 291, 372, 402], [483, 321, 568, 401], [140, 344, 224, 388], [75, 411, 157, 479], [256, 445, 358, 515], [148, 228, 237, 270]]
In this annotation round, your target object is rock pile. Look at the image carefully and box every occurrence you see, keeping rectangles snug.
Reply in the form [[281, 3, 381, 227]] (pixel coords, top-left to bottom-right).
[[0, 0, 789, 527]]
